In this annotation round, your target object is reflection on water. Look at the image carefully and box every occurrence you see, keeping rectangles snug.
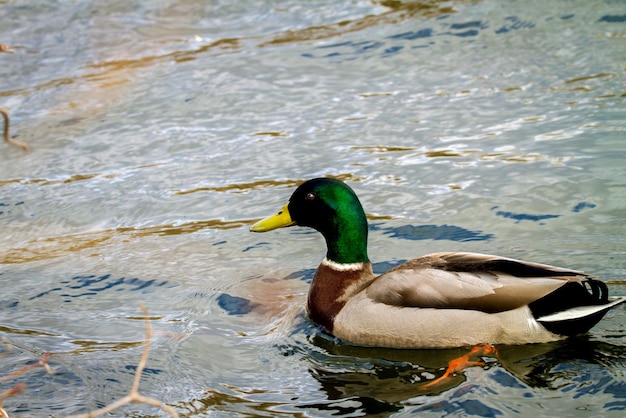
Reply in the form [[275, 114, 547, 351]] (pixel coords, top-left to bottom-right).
[[1, 218, 252, 264], [170, 331, 626, 416], [2, 0, 626, 416]]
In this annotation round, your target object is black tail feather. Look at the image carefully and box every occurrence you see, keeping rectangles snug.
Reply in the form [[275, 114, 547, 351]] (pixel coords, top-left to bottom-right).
[[584, 279, 608, 303], [530, 278, 611, 337]]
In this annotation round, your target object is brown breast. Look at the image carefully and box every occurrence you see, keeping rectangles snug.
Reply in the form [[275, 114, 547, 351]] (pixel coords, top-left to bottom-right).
[[306, 260, 375, 332]]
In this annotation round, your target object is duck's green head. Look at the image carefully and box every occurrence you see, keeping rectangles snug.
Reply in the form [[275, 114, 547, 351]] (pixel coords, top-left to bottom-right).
[[251, 178, 370, 264]]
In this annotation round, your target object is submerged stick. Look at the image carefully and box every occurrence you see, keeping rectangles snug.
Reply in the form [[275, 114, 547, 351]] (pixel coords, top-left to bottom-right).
[[0, 350, 52, 418], [65, 303, 180, 418], [0, 305, 178, 418], [1, 109, 29, 151], [0, 353, 52, 384], [0, 384, 25, 418]]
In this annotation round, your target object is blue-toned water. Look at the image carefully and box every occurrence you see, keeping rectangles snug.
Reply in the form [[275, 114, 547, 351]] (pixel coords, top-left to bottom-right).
[[1, 0, 625, 416]]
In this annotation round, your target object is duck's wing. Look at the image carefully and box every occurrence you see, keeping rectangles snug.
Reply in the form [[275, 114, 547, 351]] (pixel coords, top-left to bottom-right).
[[366, 252, 595, 313]]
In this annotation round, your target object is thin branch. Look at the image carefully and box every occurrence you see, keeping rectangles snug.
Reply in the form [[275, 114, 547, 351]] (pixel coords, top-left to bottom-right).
[[0, 384, 24, 405], [0, 335, 54, 417], [131, 303, 152, 395], [1, 109, 29, 151], [0, 350, 53, 417], [0, 305, 178, 418], [64, 303, 180, 418], [0, 353, 52, 383], [0, 383, 24, 418]]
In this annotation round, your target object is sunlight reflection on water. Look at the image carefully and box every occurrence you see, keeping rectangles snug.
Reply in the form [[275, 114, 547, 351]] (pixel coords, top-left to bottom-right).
[[2, 0, 626, 416]]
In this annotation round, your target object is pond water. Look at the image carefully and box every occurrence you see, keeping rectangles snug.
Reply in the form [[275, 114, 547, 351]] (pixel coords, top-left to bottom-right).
[[1, 0, 626, 416]]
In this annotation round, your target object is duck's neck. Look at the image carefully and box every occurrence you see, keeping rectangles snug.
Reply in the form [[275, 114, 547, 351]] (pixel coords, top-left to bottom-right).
[[322, 210, 370, 264], [308, 258, 374, 332]]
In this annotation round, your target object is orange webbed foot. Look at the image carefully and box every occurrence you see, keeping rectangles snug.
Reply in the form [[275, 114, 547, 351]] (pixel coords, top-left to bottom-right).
[[421, 344, 498, 389]]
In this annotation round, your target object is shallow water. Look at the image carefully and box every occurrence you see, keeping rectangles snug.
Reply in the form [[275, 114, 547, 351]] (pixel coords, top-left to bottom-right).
[[1, 0, 625, 416]]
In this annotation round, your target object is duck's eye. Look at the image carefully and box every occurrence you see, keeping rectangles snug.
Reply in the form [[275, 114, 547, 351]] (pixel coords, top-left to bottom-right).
[[305, 193, 315, 201]]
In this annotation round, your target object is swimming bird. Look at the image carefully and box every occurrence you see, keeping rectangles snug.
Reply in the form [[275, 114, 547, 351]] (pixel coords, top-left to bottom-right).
[[250, 178, 625, 349]]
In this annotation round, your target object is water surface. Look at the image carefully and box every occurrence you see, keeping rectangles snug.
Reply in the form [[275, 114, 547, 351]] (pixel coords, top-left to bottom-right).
[[1, 0, 625, 416]]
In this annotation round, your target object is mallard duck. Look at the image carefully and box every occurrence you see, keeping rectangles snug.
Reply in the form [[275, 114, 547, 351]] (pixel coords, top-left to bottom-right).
[[250, 178, 625, 349]]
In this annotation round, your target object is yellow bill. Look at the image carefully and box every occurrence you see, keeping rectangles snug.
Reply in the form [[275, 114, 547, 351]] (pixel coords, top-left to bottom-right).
[[250, 203, 295, 232]]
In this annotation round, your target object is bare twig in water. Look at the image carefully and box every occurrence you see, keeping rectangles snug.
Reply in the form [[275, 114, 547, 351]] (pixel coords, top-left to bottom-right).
[[0, 304, 179, 418], [0, 353, 53, 384], [1, 109, 29, 151], [0, 352, 53, 418], [0, 384, 24, 418], [64, 303, 180, 418], [0, 44, 15, 54]]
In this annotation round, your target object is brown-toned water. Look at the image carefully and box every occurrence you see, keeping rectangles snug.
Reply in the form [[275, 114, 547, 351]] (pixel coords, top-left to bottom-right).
[[1, 0, 625, 416]]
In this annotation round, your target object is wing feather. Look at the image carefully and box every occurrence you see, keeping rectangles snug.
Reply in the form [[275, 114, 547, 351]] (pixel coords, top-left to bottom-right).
[[367, 252, 588, 312]]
